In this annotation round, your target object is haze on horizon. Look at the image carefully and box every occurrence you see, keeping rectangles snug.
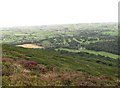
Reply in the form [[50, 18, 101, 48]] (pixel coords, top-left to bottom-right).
[[0, 0, 118, 27]]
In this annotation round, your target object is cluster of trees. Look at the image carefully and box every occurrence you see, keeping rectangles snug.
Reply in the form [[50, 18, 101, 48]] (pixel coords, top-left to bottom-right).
[[37, 33, 118, 54], [84, 39, 119, 55]]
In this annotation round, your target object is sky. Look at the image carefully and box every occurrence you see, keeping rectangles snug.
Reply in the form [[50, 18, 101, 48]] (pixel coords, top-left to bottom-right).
[[0, 0, 119, 27]]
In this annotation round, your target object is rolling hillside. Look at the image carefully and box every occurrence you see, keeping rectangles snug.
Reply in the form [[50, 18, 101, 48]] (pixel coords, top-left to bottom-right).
[[1, 23, 119, 86], [2, 44, 118, 86]]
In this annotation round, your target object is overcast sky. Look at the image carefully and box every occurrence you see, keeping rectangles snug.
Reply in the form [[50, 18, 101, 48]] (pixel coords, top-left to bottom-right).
[[0, 0, 119, 27]]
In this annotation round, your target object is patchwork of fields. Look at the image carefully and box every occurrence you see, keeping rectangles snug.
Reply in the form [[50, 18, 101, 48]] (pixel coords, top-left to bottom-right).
[[1, 23, 119, 86]]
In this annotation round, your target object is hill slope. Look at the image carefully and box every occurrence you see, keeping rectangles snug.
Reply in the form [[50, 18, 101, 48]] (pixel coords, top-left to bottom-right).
[[2, 44, 118, 86]]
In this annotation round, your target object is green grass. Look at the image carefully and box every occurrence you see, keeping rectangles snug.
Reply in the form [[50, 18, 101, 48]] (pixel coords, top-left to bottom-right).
[[102, 31, 118, 36], [2, 44, 118, 77], [56, 48, 119, 59]]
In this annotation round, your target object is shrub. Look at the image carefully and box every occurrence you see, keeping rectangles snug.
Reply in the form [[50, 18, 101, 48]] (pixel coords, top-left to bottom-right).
[[2, 58, 14, 63], [2, 62, 15, 76], [19, 60, 38, 70]]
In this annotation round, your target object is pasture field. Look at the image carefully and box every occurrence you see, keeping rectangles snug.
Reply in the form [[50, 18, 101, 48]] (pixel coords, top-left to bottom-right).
[[56, 48, 119, 59]]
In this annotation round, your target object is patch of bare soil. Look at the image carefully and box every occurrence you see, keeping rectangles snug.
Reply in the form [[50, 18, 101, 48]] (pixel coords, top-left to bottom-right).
[[17, 44, 44, 49]]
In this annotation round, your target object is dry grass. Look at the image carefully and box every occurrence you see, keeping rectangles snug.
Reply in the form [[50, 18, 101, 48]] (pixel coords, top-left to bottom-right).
[[2, 58, 118, 86], [17, 44, 44, 49]]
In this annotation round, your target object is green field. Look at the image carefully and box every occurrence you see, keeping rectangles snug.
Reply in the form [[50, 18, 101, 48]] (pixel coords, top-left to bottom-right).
[[56, 48, 119, 59]]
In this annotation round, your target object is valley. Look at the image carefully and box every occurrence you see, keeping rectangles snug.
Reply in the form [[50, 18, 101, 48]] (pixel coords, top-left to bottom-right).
[[1, 23, 119, 86]]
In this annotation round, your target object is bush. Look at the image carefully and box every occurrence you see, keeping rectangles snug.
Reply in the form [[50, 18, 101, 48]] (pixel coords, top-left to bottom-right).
[[18, 60, 38, 70], [2, 62, 16, 76]]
